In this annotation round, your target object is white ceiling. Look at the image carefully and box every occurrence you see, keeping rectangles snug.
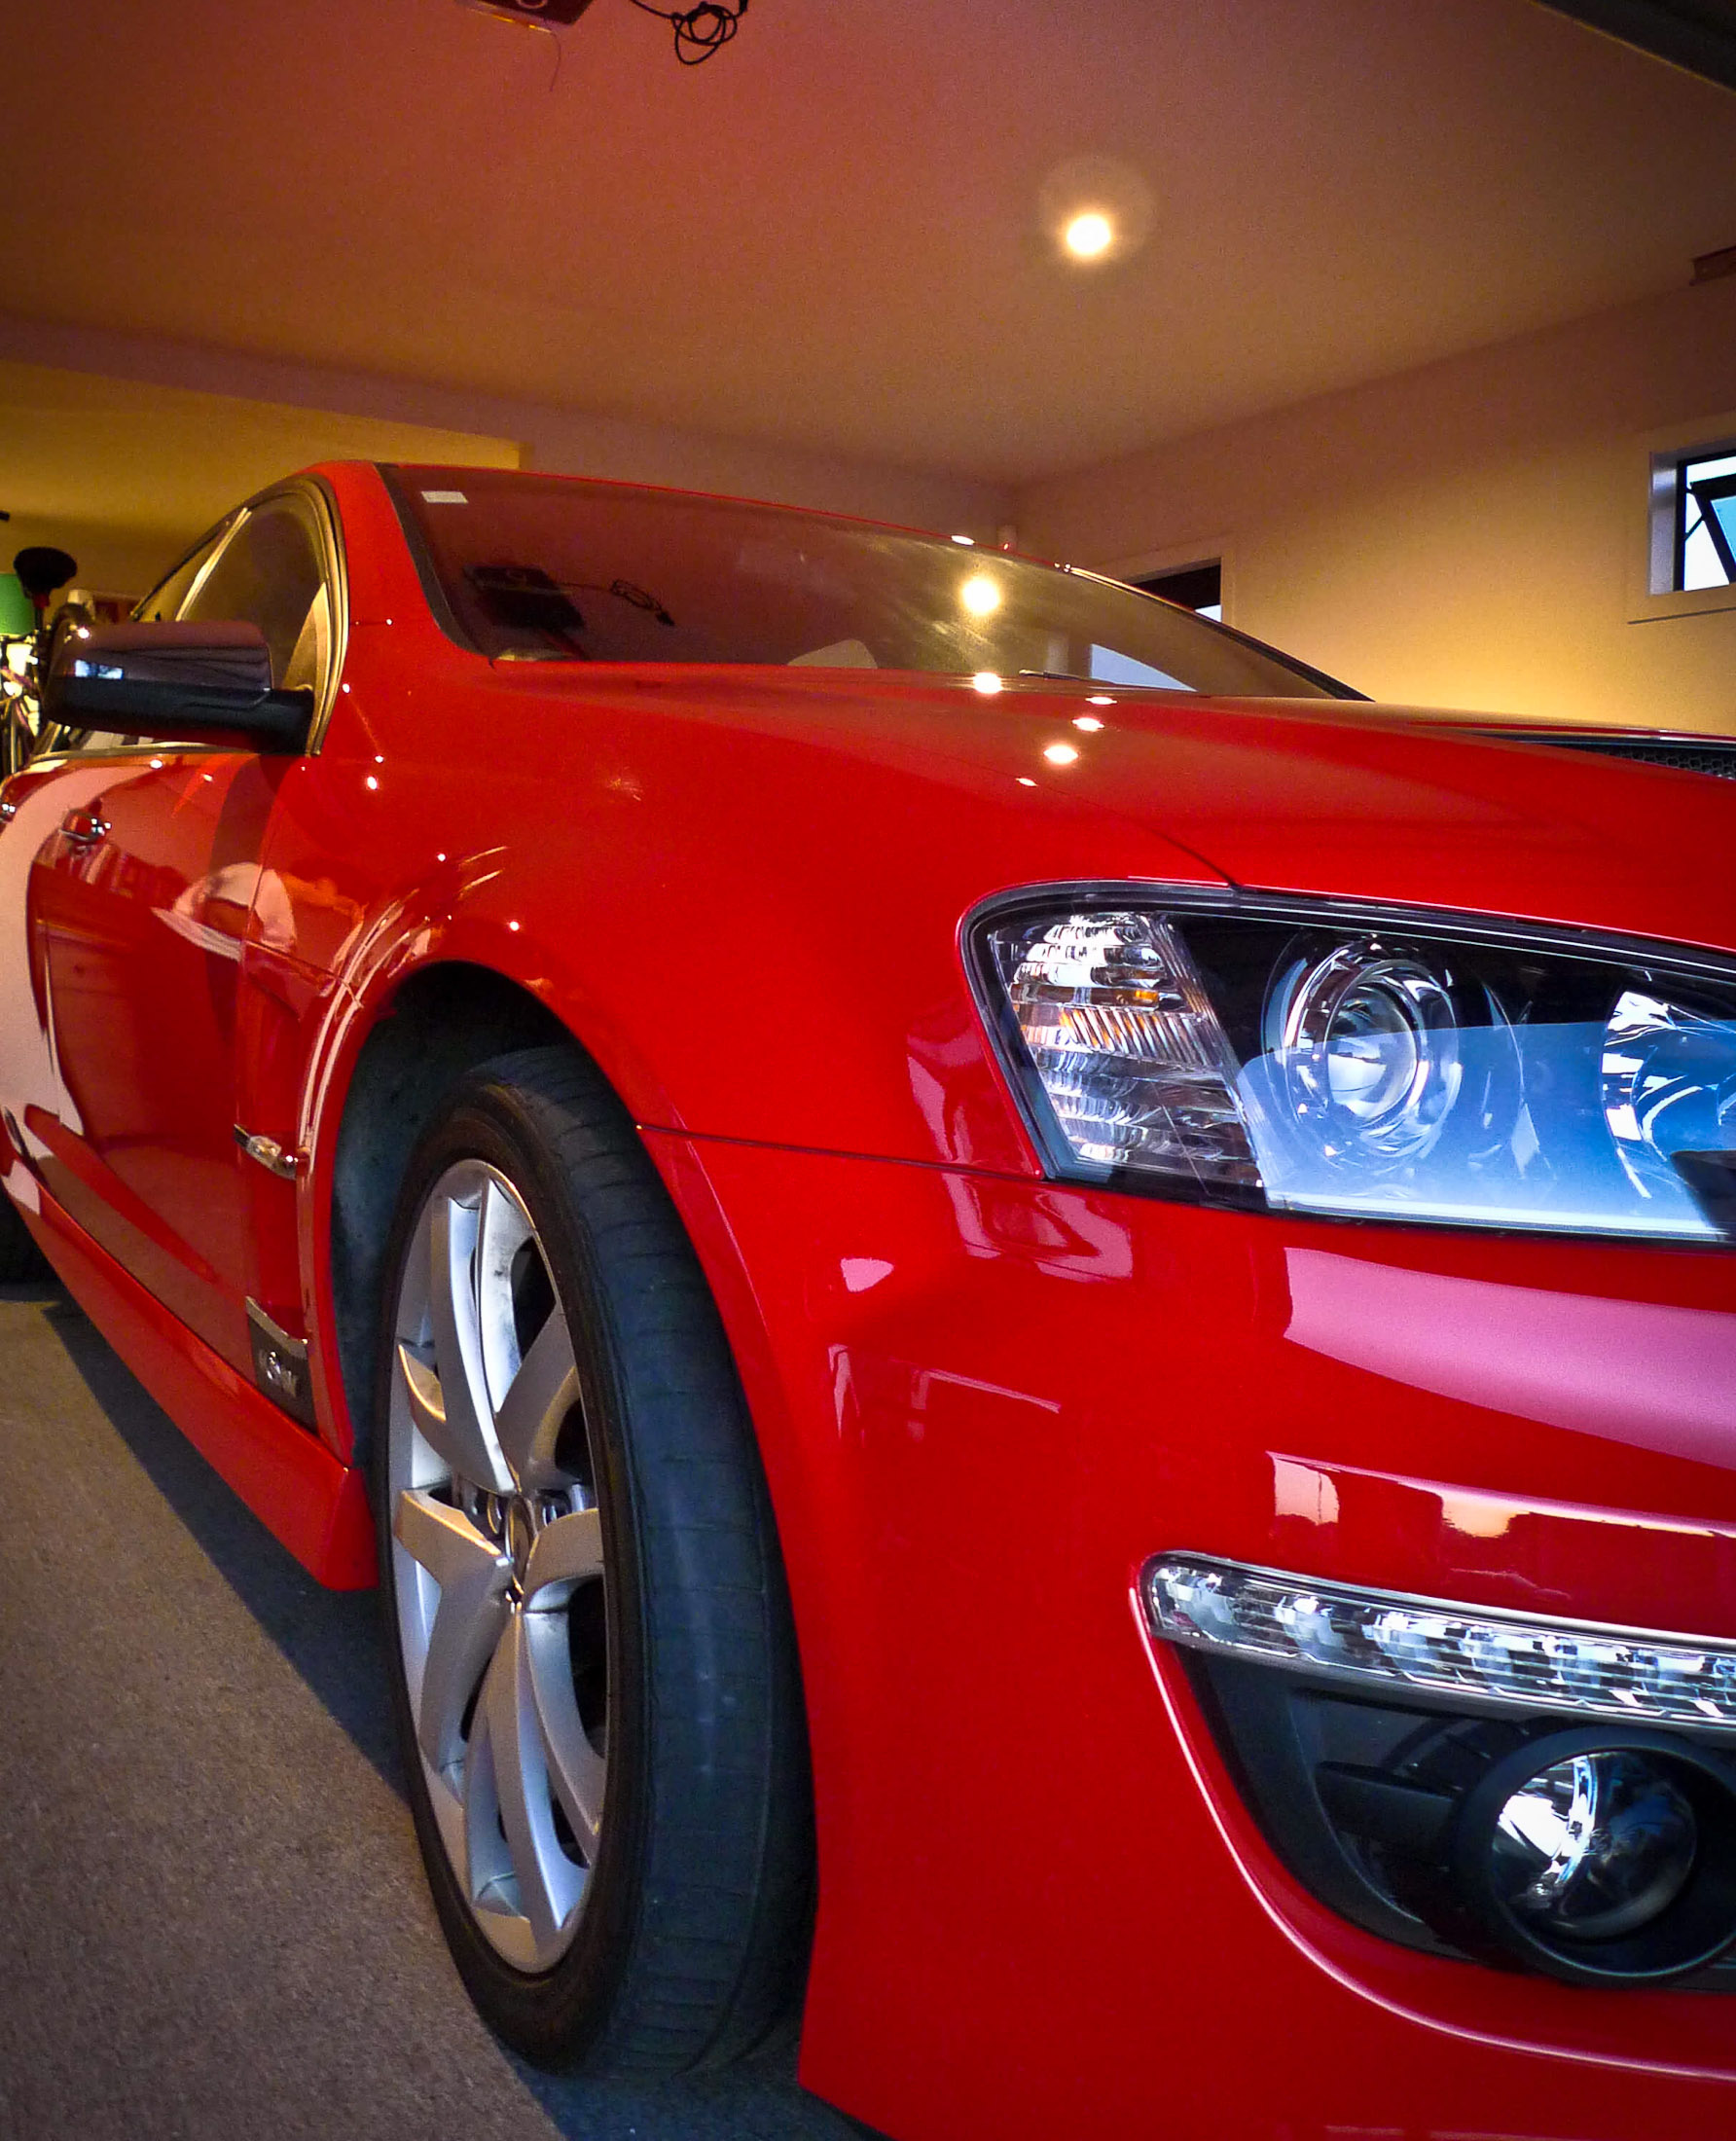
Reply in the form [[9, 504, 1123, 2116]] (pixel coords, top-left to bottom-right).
[[4, 0, 1735, 484]]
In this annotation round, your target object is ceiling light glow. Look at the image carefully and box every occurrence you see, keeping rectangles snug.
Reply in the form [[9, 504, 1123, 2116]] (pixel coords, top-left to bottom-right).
[[1064, 211, 1114, 260], [972, 671, 1003, 695], [961, 575, 1001, 617], [1043, 743, 1079, 765], [1073, 715, 1103, 732], [1039, 155, 1155, 270]]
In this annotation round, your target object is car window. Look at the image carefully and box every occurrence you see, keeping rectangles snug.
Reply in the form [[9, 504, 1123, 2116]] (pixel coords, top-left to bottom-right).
[[179, 496, 328, 691], [389, 464, 1351, 698], [133, 520, 236, 625]]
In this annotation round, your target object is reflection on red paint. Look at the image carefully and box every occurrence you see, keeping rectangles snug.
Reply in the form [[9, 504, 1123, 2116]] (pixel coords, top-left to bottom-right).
[[1284, 1247, 1736, 1470]]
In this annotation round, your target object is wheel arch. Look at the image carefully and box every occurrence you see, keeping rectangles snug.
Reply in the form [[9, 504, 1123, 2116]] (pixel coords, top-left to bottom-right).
[[324, 959, 570, 1456]]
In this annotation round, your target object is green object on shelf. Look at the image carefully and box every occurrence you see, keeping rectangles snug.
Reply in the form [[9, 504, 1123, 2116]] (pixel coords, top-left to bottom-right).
[[0, 573, 32, 636]]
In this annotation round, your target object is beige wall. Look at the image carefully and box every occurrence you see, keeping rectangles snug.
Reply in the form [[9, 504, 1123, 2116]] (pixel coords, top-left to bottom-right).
[[0, 316, 1012, 601], [0, 359, 523, 599], [1017, 276, 1736, 734]]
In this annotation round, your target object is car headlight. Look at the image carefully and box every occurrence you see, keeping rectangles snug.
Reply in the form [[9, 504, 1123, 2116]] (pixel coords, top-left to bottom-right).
[[969, 887, 1736, 1243]]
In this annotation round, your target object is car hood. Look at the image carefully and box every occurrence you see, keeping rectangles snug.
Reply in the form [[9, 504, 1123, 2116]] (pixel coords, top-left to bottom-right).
[[1083, 691, 1736, 956], [502, 665, 1736, 962]]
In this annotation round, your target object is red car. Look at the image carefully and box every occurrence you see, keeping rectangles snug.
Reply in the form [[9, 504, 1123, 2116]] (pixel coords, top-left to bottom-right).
[[4, 461, 1736, 2140]]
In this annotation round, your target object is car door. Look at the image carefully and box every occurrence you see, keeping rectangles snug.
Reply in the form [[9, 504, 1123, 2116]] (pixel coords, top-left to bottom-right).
[[23, 488, 339, 1378]]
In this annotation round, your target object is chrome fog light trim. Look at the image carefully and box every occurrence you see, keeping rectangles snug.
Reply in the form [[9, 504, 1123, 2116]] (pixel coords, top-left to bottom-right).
[[1142, 1554, 1736, 1733]]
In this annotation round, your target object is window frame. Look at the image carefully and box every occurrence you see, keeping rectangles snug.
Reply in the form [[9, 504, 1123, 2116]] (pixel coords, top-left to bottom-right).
[[1630, 413, 1736, 626], [1684, 466, 1736, 586]]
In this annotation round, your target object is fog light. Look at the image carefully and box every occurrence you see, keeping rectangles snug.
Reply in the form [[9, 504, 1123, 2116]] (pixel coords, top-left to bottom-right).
[[1453, 1729, 1736, 1984], [1494, 1751, 1696, 1940]]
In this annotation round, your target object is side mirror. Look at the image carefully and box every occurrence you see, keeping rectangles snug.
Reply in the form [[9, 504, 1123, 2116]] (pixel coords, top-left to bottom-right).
[[44, 622, 313, 751]]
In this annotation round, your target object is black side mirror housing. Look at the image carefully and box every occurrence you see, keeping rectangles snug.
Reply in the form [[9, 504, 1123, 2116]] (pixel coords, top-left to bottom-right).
[[45, 622, 313, 751]]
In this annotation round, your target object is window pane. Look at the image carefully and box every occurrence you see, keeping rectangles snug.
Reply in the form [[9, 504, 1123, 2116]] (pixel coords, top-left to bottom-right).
[[1089, 645, 1190, 689], [391, 469, 1344, 700], [134, 523, 232, 623], [1679, 451, 1736, 592], [180, 499, 324, 687]]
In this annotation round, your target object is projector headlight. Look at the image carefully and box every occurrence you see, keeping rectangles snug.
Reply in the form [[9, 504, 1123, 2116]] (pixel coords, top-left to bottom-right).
[[970, 888, 1736, 1243]]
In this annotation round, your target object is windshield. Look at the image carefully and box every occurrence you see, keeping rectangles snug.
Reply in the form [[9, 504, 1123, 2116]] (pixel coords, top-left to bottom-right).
[[385, 466, 1349, 699]]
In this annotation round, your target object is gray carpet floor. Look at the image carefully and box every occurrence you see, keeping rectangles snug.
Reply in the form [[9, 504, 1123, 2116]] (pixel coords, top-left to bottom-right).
[[0, 1281, 860, 2141]]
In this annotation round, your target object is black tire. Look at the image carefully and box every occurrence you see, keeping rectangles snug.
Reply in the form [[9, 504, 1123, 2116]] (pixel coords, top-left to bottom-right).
[[0, 1185, 50, 1283], [372, 1044, 812, 2074]]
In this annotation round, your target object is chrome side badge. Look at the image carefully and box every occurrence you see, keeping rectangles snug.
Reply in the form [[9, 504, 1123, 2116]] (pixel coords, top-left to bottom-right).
[[246, 1298, 317, 1430]]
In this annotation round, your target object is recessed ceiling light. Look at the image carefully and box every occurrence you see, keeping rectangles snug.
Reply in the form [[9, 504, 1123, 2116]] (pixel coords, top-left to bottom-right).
[[1073, 715, 1103, 732], [1043, 742, 1079, 765], [1039, 156, 1154, 269], [1064, 212, 1114, 260], [951, 534, 975, 546]]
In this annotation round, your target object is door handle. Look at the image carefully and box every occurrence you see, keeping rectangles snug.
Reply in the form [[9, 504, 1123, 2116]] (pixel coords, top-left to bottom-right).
[[59, 809, 110, 846]]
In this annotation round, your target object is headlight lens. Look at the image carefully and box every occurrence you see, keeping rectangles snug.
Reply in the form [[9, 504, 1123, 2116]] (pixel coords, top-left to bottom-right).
[[975, 890, 1736, 1242]]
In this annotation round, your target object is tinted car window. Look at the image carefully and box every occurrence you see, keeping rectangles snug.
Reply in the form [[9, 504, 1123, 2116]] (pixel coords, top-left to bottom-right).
[[133, 520, 235, 625], [179, 497, 325, 689], [390, 466, 1346, 699]]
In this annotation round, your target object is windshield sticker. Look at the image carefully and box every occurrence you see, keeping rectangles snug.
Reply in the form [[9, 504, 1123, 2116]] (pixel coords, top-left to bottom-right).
[[421, 490, 468, 504]]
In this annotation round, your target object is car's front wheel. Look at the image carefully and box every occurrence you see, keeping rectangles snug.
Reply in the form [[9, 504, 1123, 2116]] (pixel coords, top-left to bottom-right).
[[374, 1045, 811, 2072]]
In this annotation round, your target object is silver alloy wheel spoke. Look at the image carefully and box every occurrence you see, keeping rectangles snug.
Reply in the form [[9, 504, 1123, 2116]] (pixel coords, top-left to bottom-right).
[[480, 1615, 586, 1955], [394, 1489, 512, 1772], [424, 1191, 514, 1495], [388, 1157, 609, 1974], [524, 1610, 606, 1863], [524, 1506, 604, 1600], [494, 1308, 582, 1492]]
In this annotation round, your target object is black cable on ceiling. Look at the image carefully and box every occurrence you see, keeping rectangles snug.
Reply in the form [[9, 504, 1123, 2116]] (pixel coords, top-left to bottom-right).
[[624, 0, 747, 65]]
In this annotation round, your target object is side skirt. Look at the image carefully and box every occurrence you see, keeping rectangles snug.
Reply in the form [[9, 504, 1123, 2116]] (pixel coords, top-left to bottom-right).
[[22, 1184, 376, 1589]]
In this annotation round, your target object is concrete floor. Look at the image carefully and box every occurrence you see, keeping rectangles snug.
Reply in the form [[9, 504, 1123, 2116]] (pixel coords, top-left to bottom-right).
[[0, 1281, 861, 2141]]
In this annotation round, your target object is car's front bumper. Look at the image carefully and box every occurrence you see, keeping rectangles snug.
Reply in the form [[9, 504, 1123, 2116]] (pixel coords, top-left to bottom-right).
[[648, 1127, 1736, 2141]]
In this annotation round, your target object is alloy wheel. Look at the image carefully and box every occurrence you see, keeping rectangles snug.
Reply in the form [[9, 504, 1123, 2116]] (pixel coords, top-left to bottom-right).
[[386, 1157, 608, 1974]]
